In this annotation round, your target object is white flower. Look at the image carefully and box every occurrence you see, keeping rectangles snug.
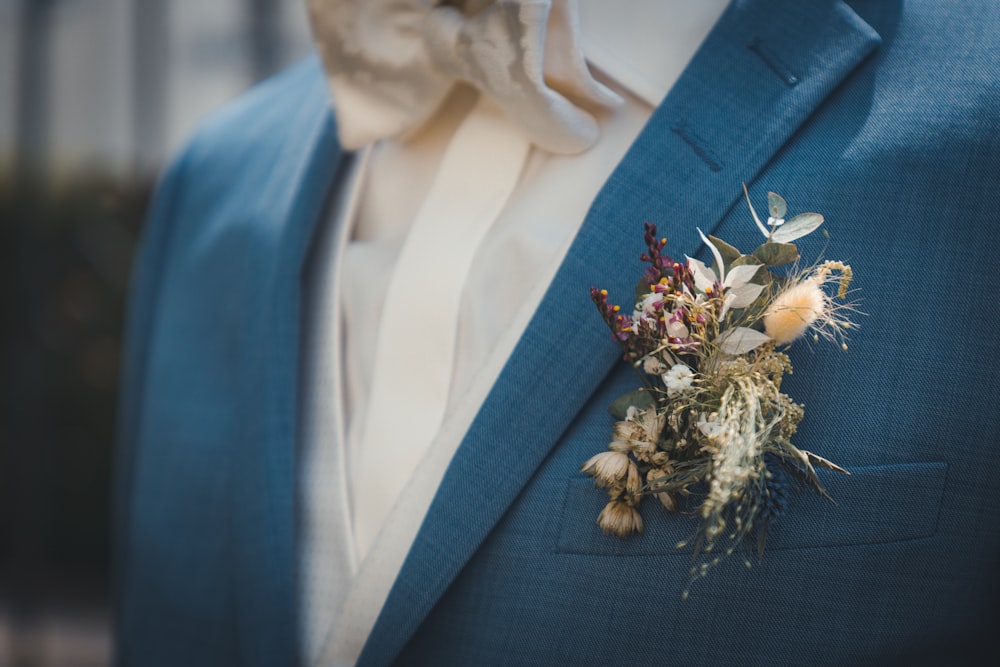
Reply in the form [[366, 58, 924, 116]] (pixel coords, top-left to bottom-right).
[[642, 356, 668, 375], [696, 412, 723, 440], [597, 500, 643, 537], [613, 408, 665, 459], [665, 320, 689, 338], [631, 292, 662, 327], [580, 451, 630, 486], [686, 229, 765, 318], [665, 308, 690, 338], [662, 364, 695, 396], [638, 292, 661, 314], [630, 293, 662, 333]]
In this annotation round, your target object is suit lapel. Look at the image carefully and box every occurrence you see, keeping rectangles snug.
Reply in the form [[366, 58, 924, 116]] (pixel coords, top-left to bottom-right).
[[358, 1, 880, 664], [228, 61, 345, 665]]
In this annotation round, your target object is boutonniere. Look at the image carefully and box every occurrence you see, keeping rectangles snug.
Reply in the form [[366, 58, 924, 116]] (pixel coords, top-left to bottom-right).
[[584, 185, 858, 592]]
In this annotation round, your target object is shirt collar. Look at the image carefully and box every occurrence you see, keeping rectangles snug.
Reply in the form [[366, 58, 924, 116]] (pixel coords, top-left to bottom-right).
[[579, 0, 730, 107]]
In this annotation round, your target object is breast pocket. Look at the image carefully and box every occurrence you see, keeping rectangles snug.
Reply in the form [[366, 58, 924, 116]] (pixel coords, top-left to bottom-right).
[[556, 461, 947, 556]]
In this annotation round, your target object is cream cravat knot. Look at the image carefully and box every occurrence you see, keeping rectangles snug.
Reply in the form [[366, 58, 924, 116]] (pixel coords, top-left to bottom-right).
[[308, 0, 622, 154]]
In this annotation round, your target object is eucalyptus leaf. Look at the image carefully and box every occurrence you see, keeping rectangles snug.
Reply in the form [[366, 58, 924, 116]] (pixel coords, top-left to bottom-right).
[[716, 327, 771, 355], [609, 388, 656, 420], [730, 254, 764, 268], [767, 192, 787, 219], [753, 242, 799, 266], [743, 183, 770, 237], [708, 235, 742, 265], [772, 212, 824, 243]]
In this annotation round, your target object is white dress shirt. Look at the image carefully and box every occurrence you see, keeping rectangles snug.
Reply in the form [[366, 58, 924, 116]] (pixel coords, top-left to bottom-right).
[[299, 0, 729, 663]]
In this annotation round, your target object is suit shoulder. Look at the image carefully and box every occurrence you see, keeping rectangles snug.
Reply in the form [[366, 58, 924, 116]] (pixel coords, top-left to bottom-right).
[[177, 55, 334, 175], [131, 54, 339, 326], [143, 54, 337, 257]]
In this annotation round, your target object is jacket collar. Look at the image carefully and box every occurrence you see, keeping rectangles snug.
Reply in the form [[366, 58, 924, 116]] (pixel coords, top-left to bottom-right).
[[579, 0, 729, 107], [357, 0, 880, 664]]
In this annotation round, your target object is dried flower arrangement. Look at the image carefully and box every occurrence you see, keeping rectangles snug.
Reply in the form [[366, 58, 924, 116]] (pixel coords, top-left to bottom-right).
[[584, 185, 858, 593]]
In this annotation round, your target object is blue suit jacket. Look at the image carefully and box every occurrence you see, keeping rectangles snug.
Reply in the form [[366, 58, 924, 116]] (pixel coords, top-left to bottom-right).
[[115, 0, 1000, 664]]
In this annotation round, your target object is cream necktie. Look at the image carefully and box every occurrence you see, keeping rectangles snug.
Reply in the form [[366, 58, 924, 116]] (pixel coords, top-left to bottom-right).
[[309, 0, 621, 560], [350, 94, 530, 559]]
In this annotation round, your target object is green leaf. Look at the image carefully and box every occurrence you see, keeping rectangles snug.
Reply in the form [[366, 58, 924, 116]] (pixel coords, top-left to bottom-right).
[[609, 389, 655, 420], [772, 212, 824, 243], [753, 242, 799, 267], [768, 192, 787, 219], [730, 254, 764, 268], [708, 235, 742, 265]]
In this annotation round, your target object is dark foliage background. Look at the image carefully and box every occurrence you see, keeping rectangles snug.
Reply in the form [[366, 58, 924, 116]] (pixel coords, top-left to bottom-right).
[[1, 172, 150, 655]]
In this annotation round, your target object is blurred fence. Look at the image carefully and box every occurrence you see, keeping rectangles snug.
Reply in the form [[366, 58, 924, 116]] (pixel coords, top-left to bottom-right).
[[1, 1, 313, 663]]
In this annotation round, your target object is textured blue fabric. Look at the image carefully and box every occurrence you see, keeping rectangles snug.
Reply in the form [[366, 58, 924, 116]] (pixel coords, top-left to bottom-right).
[[116, 0, 1000, 664], [115, 60, 344, 665]]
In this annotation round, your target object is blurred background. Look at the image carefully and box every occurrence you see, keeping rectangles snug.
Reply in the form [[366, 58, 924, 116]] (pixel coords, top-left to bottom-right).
[[1, 1, 314, 663]]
